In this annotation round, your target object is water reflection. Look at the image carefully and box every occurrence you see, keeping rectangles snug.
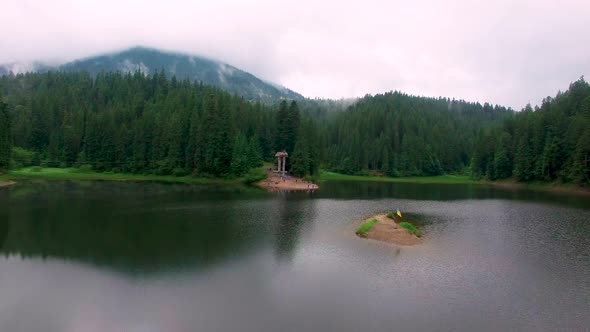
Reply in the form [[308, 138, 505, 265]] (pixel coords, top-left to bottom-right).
[[0, 181, 325, 272], [0, 181, 272, 274], [0, 180, 589, 331], [273, 193, 317, 262]]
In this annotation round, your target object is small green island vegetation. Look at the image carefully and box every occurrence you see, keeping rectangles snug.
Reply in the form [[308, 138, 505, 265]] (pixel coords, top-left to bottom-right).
[[385, 211, 421, 237], [399, 222, 421, 237], [356, 218, 378, 236]]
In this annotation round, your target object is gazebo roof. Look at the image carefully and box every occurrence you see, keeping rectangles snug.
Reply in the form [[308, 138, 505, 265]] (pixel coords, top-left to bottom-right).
[[275, 151, 288, 157]]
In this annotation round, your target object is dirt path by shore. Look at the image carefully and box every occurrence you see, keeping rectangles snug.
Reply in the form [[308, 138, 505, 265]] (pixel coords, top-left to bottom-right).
[[255, 171, 319, 192], [358, 213, 422, 246], [0, 181, 16, 188]]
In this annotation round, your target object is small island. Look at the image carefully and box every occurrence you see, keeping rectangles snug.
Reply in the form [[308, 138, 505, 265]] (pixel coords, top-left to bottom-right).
[[356, 212, 422, 246]]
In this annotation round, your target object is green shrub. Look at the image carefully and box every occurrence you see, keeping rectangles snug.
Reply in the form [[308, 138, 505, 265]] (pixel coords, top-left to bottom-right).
[[354, 169, 371, 176], [356, 218, 378, 236], [399, 222, 421, 237], [172, 167, 187, 177], [387, 211, 395, 219], [78, 164, 93, 173], [11, 147, 34, 166], [155, 167, 171, 176], [387, 169, 401, 177], [303, 174, 319, 183], [243, 168, 267, 184], [30, 166, 43, 172], [9, 159, 23, 170]]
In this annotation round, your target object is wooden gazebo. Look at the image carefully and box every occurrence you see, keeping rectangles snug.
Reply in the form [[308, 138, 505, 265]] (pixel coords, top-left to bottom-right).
[[275, 151, 288, 174]]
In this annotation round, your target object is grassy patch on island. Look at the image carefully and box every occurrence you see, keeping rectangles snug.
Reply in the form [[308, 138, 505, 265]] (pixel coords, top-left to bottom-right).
[[399, 222, 421, 237], [356, 218, 378, 236], [320, 171, 476, 184]]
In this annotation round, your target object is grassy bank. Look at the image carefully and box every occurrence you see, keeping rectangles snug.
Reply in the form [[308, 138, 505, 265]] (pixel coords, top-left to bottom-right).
[[319, 171, 590, 195], [356, 218, 378, 236], [481, 179, 590, 195], [6, 167, 267, 185], [320, 171, 476, 184]]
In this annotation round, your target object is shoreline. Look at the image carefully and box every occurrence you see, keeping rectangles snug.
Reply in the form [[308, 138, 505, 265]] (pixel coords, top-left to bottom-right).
[[481, 180, 590, 195], [3, 167, 317, 193], [3, 167, 319, 192], [254, 170, 319, 191], [7, 167, 587, 196], [320, 171, 476, 184], [321, 171, 590, 195], [0, 180, 16, 188], [356, 213, 422, 246], [5, 167, 248, 186]]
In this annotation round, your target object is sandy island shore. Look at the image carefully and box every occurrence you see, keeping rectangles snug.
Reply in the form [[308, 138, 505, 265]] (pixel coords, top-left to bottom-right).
[[357, 213, 422, 246], [0, 180, 16, 188], [255, 170, 319, 192]]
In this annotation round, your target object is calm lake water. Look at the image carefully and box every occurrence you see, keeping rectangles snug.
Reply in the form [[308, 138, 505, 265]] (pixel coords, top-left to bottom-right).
[[0, 180, 589, 331]]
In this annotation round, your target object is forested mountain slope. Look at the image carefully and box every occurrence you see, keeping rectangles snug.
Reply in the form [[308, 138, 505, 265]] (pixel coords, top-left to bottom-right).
[[471, 78, 590, 185], [0, 71, 276, 176], [0, 47, 302, 102], [323, 92, 513, 176]]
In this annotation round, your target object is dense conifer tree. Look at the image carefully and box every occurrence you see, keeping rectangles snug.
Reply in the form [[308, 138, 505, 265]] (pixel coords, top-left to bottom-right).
[[325, 91, 511, 176], [0, 96, 11, 170], [471, 77, 590, 185]]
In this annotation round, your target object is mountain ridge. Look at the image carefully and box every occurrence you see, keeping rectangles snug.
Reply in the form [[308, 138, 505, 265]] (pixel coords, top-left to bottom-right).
[[0, 46, 302, 102]]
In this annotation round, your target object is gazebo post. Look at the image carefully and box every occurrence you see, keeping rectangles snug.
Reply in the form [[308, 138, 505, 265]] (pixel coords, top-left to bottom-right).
[[282, 156, 286, 173], [277, 157, 282, 173], [275, 151, 288, 175]]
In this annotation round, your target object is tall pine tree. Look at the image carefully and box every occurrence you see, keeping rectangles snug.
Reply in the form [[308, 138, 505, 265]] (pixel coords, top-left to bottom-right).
[[0, 96, 11, 170]]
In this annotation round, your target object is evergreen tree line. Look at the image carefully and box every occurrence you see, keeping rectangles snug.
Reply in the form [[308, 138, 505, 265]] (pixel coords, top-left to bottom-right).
[[0, 71, 318, 177], [0, 71, 588, 186], [323, 92, 512, 176], [0, 96, 10, 170], [470, 78, 590, 185]]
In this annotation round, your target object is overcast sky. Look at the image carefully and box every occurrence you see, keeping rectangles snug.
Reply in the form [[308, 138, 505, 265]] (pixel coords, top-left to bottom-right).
[[1, 0, 589, 109]]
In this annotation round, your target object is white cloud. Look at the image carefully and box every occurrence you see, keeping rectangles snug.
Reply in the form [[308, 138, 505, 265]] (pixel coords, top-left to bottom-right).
[[0, 0, 588, 109]]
